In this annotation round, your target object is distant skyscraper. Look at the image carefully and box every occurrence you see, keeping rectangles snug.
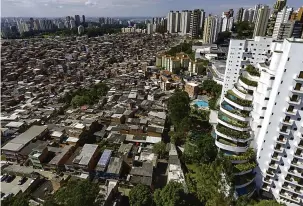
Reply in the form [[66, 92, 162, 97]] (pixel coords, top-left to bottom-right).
[[75, 15, 81, 26], [267, 0, 287, 36], [248, 8, 255, 23], [78, 25, 84, 35], [82, 15, 85, 24], [253, 5, 270, 37], [203, 15, 220, 43], [272, 6, 293, 39], [167, 11, 176, 33], [236, 7, 244, 23], [175, 11, 181, 33], [242, 9, 249, 21], [189, 9, 202, 38], [221, 12, 234, 32], [199, 9, 206, 36], [253, 4, 262, 22], [33, 19, 40, 30], [70, 20, 76, 29], [181, 10, 192, 35]]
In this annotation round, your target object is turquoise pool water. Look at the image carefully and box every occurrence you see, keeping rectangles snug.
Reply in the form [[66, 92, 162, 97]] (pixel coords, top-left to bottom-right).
[[194, 100, 209, 108]]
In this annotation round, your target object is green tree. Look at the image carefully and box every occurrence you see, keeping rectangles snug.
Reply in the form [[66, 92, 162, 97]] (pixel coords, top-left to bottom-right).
[[153, 142, 167, 158], [253, 200, 286, 206], [45, 179, 103, 206], [184, 133, 217, 164], [168, 89, 190, 129], [153, 181, 187, 206], [2, 193, 29, 206], [129, 184, 152, 206], [186, 159, 233, 205]]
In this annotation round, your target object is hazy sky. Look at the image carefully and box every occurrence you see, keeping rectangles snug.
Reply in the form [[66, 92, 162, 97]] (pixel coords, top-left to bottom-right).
[[1, 0, 302, 17]]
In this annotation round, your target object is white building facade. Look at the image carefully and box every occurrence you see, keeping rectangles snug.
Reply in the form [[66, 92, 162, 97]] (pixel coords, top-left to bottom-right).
[[217, 37, 303, 205]]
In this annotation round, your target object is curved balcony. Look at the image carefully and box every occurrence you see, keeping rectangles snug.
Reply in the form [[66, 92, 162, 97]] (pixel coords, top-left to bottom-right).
[[224, 90, 252, 111], [220, 102, 251, 122], [215, 128, 252, 143], [232, 87, 253, 101], [236, 181, 256, 197], [245, 72, 260, 82], [234, 162, 256, 175], [215, 138, 248, 153], [235, 174, 255, 189], [239, 76, 257, 91], [218, 112, 250, 132]]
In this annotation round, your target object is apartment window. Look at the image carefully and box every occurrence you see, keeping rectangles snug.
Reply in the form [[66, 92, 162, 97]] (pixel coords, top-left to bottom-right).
[[251, 44, 254, 46], [262, 107, 267, 110], [270, 77, 275, 80], [260, 116, 264, 119], [240, 43, 243, 46], [281, 81, 283, 84], [257, 125, 261, 128], [265, 97, 269, 100], [287, 57, 290, 61], [267, 45, 270, 47]]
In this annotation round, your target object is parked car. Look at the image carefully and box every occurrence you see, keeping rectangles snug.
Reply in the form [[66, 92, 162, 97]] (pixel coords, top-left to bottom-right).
[[5, 175, 16, 183], [1, 174, 8, 182], [18, 177, 27, 185]]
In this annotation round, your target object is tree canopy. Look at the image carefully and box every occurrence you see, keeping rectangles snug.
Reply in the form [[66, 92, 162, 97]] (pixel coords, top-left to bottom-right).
[[44, 179, 103, 206], [168, 89, 191, 129], [129, 184, 153, 206], [154, 181, 195, 206], [153, 142, 167, 159], [63, 82, 109, 108], [2, 193, 29, 206], [253, 200, 286, 206], [186, 158, 233, 205], [184, 132, 217, 164]]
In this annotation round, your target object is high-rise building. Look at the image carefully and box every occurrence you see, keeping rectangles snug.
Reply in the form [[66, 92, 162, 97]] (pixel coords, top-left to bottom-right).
[[221, 13, 234, 32], [253, 5, 270, 37], [236, 7, 244, 23], [272, 7, 293, 39], [181, 10, 192, 35], [70, 20, 76, 29], [167, 11, 176, 33], [242, 9, 249, 21], [254, 38, 303, 206], [199, 9, 206, 35], [253, 4, 262, 22], [175, 11, 181, 33], [82, 15, 85, 24], [189, 9, 202, 38], [215, 36, 275, 198], [215, 37, 303, 203], [203, 15, 221, 44], [266, 0, 287, 36], [273, 21, 303, 40], [248, 8, 255, 23], [78, 25, 84, 35], [75, 15, 81, 26], [33, 19, 40, 30], [220, 37, 273, 98]]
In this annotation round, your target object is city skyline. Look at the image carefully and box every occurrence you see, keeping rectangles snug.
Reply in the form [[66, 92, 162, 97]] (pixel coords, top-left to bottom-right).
[[2, 0, 302, 17]]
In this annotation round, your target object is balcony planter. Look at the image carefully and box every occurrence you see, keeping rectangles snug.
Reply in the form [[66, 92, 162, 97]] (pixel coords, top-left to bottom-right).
[[245, 65, 260, 77], [225, 90, 252, 107], [216, 124, 250, 140]]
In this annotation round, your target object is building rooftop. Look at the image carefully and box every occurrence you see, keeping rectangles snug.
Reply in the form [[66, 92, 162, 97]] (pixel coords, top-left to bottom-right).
[[72, 144, 98, 166], [2, 125, 48, 152]]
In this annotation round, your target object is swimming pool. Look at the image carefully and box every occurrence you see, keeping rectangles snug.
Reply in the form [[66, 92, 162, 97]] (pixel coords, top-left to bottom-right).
[[194, 100, 209, 108]]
